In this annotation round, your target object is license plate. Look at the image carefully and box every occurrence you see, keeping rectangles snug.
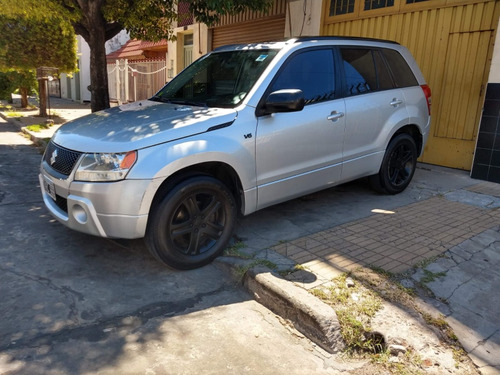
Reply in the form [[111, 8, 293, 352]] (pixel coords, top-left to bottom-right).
[[43, 176, 56, 201]]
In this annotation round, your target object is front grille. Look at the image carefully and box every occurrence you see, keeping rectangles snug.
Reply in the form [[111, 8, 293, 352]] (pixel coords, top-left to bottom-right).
[[43, 141, 82, 176]]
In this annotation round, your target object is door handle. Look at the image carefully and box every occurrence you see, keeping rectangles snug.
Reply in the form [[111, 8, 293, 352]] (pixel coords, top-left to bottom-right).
[[327, 111, 345, 121], [390, 98, 403, 107]]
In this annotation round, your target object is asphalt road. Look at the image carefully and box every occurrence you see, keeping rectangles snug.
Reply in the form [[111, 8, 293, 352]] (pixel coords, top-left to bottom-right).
[[0, 117, 348, 374]]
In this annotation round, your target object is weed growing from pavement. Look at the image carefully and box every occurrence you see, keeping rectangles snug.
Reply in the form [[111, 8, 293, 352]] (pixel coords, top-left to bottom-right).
[[223, 242, 280, 279], [421, 313, 468, 366], [223, 241, 251, 259], [420, 269, 447, 283], [26, 123, 51, 132], [371, 349, 424, 375], [311, 272, 382, 353], [277, 264, 305, 277], [234, 259, 278, 280]]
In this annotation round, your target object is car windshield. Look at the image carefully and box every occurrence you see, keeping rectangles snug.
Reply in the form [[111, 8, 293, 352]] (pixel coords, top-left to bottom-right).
[[152, 49, 279, 108]]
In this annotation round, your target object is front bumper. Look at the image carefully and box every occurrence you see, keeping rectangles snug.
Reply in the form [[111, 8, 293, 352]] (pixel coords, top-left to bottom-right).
[[39, 170, 151, 239]]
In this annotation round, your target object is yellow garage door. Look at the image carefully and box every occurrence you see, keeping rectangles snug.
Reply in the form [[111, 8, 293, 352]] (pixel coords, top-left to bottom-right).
[[322, 0, 499, 170]]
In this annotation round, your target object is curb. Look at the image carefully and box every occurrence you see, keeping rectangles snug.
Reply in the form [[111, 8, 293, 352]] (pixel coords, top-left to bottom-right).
[[20, 127, 50, 150], [244, 266, 345, 354], [0, 113, 34, 141], [0, 112, 51, 150], [216, 258, 345, 354]]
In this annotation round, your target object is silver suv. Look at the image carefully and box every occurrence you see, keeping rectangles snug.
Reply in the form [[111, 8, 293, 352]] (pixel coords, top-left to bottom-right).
[[40, 37, 431, 269]]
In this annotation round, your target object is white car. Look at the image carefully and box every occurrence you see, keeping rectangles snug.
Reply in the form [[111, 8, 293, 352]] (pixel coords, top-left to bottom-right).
[[40, 37, 431, 269]]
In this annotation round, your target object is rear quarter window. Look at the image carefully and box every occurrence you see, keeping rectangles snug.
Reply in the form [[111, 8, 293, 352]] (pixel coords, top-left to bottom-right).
[[382, 49, 419, 88]]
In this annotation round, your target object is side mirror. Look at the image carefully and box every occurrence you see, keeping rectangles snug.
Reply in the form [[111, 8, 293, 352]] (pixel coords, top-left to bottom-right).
[[257, 89, 305, 116]]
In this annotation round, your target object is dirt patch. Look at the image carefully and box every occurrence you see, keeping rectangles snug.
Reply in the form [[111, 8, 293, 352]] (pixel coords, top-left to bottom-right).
[[310, 267, 478, 374]]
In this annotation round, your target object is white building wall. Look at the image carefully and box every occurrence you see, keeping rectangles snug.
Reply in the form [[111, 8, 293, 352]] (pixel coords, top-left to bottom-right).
[[284, 0, 322, 38], [488, 23, 500, 84], [78, 37, 91, 102]]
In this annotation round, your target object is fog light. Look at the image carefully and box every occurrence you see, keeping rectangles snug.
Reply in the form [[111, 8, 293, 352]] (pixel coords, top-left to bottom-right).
[[73, 204, 88, 224]]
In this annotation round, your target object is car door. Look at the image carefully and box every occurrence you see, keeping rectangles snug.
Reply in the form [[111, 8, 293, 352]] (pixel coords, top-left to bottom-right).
[[339, 47, 409, 182], [255, 48, 346, 209]]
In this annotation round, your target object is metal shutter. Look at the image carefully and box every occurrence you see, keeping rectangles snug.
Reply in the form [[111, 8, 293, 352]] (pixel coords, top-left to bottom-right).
[[212, 15, 286, 50]]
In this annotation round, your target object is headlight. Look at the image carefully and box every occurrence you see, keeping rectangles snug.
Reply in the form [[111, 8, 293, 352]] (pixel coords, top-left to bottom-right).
[[75, 151, 137, 182]]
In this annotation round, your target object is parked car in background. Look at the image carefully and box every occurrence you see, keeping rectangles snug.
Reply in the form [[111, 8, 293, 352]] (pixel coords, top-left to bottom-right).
[[40, 37, 431, 269]]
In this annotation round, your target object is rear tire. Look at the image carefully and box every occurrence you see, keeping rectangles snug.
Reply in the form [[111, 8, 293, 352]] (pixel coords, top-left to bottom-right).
[[145, 176, 237, 270], [370, 133, 417, 195]]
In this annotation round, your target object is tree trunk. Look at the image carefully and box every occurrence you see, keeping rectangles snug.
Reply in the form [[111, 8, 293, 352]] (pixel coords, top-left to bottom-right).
[[19, 87, 29, 108], [85, 1, 110, 113], [88, 32, 110, 112], [38, 79, 47, 117], [72, 0, 123, 113]]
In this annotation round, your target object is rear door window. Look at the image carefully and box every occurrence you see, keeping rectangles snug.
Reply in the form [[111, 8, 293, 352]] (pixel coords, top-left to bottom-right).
[[340, 48, 395, 96]]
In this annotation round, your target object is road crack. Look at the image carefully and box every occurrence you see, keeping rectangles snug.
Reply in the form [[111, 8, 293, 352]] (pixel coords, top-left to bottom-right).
[[0, 265, 84, 325], [0, 283, 232, 352]]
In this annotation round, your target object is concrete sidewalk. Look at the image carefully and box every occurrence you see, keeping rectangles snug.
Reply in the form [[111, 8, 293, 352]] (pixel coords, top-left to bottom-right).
[[2, 96, 499, 374], [272, 181, 500, 374]]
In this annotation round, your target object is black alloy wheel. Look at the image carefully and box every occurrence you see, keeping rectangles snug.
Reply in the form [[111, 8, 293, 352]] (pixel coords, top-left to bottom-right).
[[146, 176, 237, 270], [371, 133, 417, 194]]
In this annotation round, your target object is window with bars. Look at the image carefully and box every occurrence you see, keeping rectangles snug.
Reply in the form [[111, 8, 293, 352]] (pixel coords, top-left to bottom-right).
[[328, 0, 431, 18], [329, 0, 356, 16], [364, 0, 395, 10]]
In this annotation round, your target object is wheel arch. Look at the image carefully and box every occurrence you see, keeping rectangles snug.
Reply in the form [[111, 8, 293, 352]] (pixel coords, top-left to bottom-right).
[[148, 162, 245, 217], [392, 124, 423, 157]]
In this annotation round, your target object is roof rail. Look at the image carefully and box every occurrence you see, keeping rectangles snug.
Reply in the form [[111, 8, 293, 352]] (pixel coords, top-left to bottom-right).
[[289, 36, 400, 45], [211, 36, 400, 52]]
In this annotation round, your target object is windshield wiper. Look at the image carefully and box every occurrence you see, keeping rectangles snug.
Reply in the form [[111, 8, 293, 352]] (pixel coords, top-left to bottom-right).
[[149, 95, 171, 103], [169, 99, 207, 107], [150, 96, 207, 107]]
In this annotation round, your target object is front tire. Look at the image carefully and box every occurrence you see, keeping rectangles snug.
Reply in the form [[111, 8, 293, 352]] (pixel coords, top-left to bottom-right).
[[370, 133, 417, 195], [146, 176, 237, 270]]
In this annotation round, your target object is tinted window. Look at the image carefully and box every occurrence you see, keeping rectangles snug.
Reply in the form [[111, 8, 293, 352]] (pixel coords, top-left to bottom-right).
[[383, 49, 418, 87], [270, 49, 335, 105], [341, 48, 396, 96], [373, 50, 394, 90], [341, 49, 376, 95]]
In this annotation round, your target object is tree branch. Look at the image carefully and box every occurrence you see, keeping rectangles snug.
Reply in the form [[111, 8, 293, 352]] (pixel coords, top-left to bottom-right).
[[73, 22, 90, 41], [105, 21, 123, 41]]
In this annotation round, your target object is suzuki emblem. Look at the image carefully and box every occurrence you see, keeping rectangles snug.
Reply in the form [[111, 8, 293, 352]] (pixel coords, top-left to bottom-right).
[[50, 149, 58, 165]]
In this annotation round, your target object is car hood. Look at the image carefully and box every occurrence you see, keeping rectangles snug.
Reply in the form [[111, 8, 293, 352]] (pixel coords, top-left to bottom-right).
[[52, 100, 238, 153]]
